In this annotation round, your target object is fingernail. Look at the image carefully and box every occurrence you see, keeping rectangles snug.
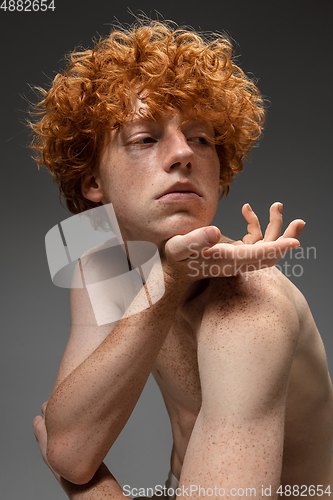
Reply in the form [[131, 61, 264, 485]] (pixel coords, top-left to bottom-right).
[[247, 203, 253, 212], [278, 203, 283, 213], [204, 227, 219, 244]]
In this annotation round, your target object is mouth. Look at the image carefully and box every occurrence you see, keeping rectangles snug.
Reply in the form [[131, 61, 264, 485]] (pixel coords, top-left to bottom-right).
[[156, 182, 202, 202]]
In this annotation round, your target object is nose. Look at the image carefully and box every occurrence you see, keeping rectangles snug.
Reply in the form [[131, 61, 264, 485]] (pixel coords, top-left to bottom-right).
[[163, 130, 194, 173]]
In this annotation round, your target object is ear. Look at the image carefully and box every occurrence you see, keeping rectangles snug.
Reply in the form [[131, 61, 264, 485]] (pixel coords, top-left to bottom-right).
[[81, 170, 104, 203]]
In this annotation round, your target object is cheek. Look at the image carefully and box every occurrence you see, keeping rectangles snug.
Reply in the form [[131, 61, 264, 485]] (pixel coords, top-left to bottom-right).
[[99, 163, 128, 200], [100, 168, 143, 221], [208, 152, 221, 186]]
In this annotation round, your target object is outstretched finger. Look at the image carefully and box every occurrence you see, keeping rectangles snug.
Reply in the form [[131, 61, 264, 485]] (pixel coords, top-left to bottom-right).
[[165, 226, 221, 262], [282, 219, 306, 240], [206, 237, 299, 263], [263, 202, 283, 241], [241, 204, 263, 244]]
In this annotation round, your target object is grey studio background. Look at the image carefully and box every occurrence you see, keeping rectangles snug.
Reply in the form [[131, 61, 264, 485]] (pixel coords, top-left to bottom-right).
[[1, 0, 332, 498]]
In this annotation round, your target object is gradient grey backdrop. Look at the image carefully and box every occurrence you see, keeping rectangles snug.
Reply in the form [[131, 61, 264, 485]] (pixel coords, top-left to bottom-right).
[[1, 0, 332, 498]]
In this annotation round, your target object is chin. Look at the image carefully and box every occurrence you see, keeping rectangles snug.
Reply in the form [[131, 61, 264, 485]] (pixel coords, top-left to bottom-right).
[[159, 217, 210, 241], [122, 212, 214, 246]]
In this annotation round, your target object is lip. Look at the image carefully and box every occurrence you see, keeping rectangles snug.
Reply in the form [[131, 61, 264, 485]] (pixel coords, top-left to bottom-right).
[[156, 182, 202, 201]]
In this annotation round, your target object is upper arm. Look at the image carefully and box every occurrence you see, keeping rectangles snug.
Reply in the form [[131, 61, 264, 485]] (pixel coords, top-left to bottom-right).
[[52, 260, 121, 389], [199, 283, 299, 419], [180, 274, 300, 496], [51, 241, 150, 389]]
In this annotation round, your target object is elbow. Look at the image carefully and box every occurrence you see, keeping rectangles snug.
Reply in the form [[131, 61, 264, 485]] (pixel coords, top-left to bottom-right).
[[47, 441, 98, 485]]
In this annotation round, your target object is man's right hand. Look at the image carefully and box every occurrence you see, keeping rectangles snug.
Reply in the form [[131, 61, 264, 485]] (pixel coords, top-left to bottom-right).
[[163, 202, 304, 284]]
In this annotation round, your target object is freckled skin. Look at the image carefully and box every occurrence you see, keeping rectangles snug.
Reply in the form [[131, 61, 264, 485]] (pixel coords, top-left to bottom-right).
[[154, 270, 333, 492], [93, 112, 220, 246], [39, 110, 332, 498]]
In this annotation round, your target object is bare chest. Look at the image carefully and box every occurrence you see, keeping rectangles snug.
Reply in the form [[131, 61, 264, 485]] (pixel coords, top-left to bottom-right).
[[152, 284, 209, 418]]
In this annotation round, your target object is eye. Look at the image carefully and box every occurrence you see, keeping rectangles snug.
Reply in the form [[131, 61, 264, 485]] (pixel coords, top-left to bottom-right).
[[134, 136, 156, 144], [189, 136, 208, 145]]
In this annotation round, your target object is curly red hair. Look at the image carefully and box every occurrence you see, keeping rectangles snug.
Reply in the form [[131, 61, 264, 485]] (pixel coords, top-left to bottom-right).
[[29, 19, 265, 214]]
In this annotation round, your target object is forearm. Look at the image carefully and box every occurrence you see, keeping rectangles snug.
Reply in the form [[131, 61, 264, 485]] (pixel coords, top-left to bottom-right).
[[46, 269, 188, 483]]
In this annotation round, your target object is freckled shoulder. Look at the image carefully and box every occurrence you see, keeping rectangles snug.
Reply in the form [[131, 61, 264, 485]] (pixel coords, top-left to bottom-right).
[[204, 267, 305, 342]]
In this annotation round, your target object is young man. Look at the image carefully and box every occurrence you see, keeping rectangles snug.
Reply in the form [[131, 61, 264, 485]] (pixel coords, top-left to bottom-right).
[[32, 19, 333, 499]]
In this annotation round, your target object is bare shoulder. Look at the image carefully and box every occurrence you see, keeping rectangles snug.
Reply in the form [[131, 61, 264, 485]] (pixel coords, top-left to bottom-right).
[[197, 266, 313, 386], [71, 237, 145, 327], [206, 266, 306, 335]]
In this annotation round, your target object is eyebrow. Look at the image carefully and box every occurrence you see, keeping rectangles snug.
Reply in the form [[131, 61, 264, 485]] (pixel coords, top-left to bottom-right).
[[181, 118, 215, 135], [119, 116, 158, 130], [117, 114, 214, 136]]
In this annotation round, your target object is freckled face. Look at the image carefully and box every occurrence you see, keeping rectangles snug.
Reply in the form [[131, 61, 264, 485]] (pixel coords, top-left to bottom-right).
[[95, 111, 221, 246]]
